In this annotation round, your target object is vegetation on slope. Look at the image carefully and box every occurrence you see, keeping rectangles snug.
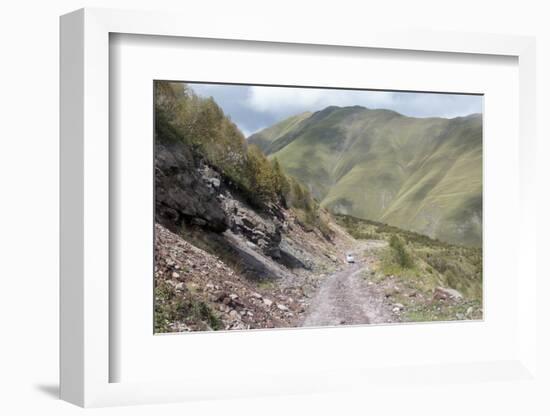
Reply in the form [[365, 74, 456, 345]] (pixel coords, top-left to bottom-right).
[[155, 81, 328, 232], [155, 279, 223, 332], [255, 107, 482, 246], [248, 111, 312, 153], [336, 214, 482, 322]]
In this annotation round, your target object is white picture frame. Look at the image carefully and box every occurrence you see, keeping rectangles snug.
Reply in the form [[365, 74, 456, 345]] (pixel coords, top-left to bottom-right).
[[60, 7, 538, 408]]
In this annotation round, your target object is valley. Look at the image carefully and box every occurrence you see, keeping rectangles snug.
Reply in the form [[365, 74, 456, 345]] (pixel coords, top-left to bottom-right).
[[249, 107, 482, 247]]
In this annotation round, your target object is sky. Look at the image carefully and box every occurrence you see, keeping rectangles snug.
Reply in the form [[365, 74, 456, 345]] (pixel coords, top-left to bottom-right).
[[188, 83, 483, 137]]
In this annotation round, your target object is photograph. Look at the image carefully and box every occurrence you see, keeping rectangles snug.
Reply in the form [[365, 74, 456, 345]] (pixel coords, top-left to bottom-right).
[[154, 81, 483, 333]]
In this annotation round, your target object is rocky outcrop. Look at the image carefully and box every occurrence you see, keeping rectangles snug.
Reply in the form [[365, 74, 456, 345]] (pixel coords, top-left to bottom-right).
[[279, 236, 312, 270], [155, 140, 288, 258], [155, 141, 227, 232], [155, 140, 343, 285], [221, 195, 282, 256]]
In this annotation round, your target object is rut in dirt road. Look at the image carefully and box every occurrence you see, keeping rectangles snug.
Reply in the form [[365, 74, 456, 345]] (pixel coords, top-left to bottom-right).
[[302, 242, 393, 327]]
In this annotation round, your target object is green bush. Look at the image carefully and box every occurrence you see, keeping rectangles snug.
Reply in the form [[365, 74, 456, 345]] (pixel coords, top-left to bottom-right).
[[389, 235, 413, 268]]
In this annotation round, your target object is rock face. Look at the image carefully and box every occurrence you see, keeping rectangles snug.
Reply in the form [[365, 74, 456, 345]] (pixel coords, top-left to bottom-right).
[[155, 141, 227, 232], [221, 196, 282, 259], [155, 140, 313, 279]]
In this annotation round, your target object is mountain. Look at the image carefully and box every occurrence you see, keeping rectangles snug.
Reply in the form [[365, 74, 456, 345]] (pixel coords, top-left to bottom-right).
[[248, 111, 312, 153], [249, 107, 482, 247]]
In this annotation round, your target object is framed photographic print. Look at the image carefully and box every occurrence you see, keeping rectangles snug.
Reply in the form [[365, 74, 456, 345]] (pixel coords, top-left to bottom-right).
[[60, 8, 539, 408]]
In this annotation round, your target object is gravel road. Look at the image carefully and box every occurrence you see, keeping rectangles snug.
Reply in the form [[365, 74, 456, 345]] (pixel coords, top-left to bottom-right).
[[302, 241, 393, 327]]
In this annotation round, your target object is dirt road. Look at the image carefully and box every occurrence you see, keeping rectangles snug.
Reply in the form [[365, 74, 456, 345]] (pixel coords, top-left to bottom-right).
[[302, 241, 393, 327]]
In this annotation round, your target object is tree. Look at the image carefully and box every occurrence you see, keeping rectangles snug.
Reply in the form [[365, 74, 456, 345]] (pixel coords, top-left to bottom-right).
[[271, 157, 290, 198], [246, 145, 277, 204]]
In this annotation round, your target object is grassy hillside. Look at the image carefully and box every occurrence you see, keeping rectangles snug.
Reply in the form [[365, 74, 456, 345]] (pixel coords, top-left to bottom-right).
[[248, 111, 312, 153], [255, 107, 482, 246], [336, 214, 482, 321]]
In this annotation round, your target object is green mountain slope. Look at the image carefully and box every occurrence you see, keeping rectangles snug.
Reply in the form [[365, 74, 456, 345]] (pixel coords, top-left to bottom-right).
[[253, 107, 482, 247], [248, 111, 312, 153]]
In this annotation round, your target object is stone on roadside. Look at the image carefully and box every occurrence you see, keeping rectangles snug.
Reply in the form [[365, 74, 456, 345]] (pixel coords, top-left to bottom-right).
[[434, 286, 463, 301]]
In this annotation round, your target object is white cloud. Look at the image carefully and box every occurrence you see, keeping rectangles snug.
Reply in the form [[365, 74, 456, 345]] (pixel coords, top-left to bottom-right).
[[246, 86, 326, 115], [187, 82, 483, 137], [245, 86, 481, 120]]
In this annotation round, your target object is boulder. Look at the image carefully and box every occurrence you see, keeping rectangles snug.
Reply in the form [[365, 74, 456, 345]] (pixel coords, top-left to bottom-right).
[[434, 287, 463, 301], [208, 178, 221, 188]]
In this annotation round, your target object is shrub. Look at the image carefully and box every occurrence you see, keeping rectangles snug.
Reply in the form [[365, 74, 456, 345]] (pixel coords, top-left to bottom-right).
[[154, 280, 222, 332], [389, 235, 413, 268], [246, 144, 279, 205]]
